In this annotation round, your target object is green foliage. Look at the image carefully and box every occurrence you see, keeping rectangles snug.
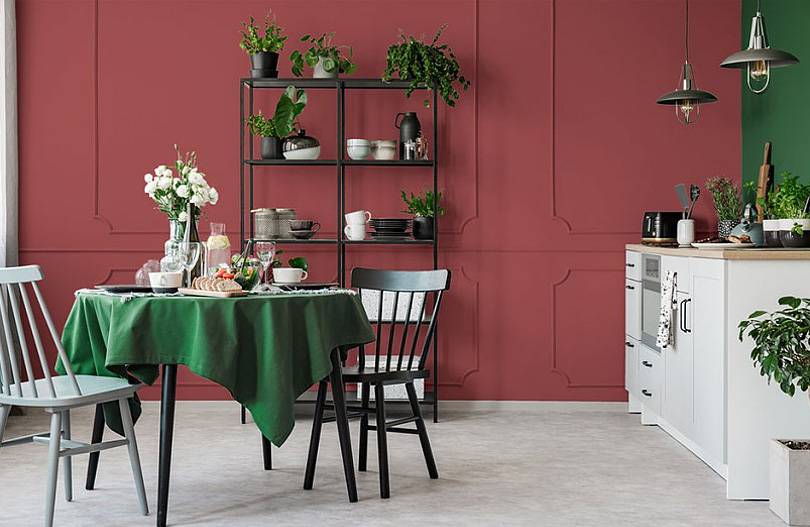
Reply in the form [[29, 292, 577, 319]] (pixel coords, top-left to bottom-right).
[[287, 256, 308, 271], [767, 172, 810, 220], [401, 189, 445, 217], [382, 24, 470, 108], [290, 33, 356, 77], [705, 177, 743, 221], [239, 12, 287, 54], [739, 296, 810, 397], [246, 86, 307, 139]]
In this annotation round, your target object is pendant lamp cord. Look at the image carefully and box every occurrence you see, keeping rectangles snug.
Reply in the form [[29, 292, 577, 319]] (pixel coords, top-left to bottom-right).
[[684, 0, 689, 62]]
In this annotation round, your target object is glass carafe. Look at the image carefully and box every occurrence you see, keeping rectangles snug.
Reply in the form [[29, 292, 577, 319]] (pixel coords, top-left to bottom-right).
[[206, 222, 231, 273]]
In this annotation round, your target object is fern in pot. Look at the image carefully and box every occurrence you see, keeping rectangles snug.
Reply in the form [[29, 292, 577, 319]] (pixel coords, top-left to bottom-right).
[[239, 12, 287, 79], [401, 190, 444, 240], [246, 86, 307, 159]]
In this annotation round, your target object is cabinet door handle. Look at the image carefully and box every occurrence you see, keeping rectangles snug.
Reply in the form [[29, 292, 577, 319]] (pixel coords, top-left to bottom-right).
[[683, 298, 692, 333], [626, 285, 635, 290], [641, 389, 653, 397], [625, 341, 635, 348], [626, 263, 636, 268], [642, 360, 653, 368]]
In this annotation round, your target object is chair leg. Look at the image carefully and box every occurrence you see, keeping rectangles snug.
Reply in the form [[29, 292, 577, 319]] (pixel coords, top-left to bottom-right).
[[262, 435, 272, 470], [45, 411, 62, 527], [303, 380, 328, 490], [119, 397, 149, 516], [406, 382, 438, 479], [374, 383, 390, 499], [0, 404, 10, 446], [62, 410, 73, 502], [86, 404, 105, 490], [358, 382, 370, 472]]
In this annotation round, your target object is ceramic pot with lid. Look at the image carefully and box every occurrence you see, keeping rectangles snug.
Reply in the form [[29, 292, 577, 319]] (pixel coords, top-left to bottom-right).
[[283, 130, 321, 160]]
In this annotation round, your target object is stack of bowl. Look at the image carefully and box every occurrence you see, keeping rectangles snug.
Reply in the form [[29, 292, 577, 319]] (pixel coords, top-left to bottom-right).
[[347, 139, 371, 160], [368, 218, 412, 240]]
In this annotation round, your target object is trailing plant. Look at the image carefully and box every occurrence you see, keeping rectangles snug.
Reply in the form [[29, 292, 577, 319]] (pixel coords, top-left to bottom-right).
[[739, 296, 810, 397], [290, 33, 356, 77], [239, 12, 287, 54], [705, 176, 743, 221], [246, 86, 307, 139], [401, 189, 445, 217], [382, 24, 470, 108]]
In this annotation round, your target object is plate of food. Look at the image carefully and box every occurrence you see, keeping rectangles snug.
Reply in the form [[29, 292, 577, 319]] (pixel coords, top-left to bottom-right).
[[178, 276, 247, 298], [691, 235, 756, 249]]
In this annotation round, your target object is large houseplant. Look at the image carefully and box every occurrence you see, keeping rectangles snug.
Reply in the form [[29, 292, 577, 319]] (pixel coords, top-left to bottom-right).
[[239, 12, 287, 78], [401, 189, 444, 239], [382, 24, 470, 108], [246, 86, 307, 159], [290, 33, 356, 78]]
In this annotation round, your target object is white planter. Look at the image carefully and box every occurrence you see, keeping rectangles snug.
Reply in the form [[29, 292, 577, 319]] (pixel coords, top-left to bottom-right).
[[770, 439, 810, 526], [780, 219, 810, 231], [312, 57, 338, 79]]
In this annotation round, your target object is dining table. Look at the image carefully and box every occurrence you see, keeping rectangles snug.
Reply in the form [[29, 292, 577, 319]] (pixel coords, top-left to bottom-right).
[[58, 288, 375, 527]]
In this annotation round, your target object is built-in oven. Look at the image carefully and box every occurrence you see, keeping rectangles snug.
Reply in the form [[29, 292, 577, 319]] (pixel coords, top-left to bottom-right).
[[641, 254, 661, 350]]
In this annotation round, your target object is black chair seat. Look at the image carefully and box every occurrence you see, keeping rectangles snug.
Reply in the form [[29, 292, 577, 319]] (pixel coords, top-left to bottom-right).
[[340, 366, 430, 384]]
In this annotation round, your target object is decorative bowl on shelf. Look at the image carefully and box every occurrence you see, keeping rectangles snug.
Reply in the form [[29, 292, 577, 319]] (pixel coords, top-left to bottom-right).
[[347, 139, 371, 160], [371, 140, 397, 160], [283, 130, 320, 160], [290, 229, 317, 240]]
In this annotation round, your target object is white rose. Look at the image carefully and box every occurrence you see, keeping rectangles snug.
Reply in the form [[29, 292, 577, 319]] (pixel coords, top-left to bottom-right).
[[158, 176, 172, 189], [155, 165, 167, 174], [176, 185, 190, 198], [191, 193, 206, 207], [178, 211, 188, 222], [159, 167, 173, 178], [144, 173, 153, 183], [181, 165, 191, 176], [209, 187, 219, 205], [144, 180, 157, 195], [188, 172, 205, 185]]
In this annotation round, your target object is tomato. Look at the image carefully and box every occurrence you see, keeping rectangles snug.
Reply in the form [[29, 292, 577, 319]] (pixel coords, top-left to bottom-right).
[[222, 272, 235, 279]]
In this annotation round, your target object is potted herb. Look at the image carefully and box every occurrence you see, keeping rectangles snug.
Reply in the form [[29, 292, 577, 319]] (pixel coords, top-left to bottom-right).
[[739, 296, 810, 525], [767, 172, 810, 247], [239, 12, 287, 79], [246, 86, 307, 159], [382, 24, 470, 108], [705, 177, 744, 238], [290, 33, 356, 79], [401, 189, 444, 240]]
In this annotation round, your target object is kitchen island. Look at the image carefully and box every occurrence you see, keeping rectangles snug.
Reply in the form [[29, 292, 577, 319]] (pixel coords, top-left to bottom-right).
[[625, 244, 810, 499]]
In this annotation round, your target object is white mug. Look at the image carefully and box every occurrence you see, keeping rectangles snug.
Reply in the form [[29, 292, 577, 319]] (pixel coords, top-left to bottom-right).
[[677, 219, 695, 246], [345, 210, 371, 225], [272, 267, 308, 283], [149, 271, 183, 289], [344, 224, 366, 241]]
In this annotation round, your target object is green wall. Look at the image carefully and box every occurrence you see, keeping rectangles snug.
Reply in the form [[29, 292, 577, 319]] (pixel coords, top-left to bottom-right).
[[742, 0, 810, 186]]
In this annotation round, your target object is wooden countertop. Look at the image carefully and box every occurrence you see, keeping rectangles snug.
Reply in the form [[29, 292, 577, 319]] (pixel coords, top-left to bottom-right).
[[626, 243, 810, 260]]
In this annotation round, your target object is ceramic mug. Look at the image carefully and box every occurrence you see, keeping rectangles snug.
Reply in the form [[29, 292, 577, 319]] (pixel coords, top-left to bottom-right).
[[149, 271, 183, 289], [677, 219, 695, 246], [272, 267, 308, 283], [345, 210, 371, 225], [344, 224, 366, 241]]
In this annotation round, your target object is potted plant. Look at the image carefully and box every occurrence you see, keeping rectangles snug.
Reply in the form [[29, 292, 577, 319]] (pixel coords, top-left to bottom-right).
[[739, 296, 810, 525], [382, 24, 470, 108], [705, 176, 744, 238], [246, 86, 307, 160], [401, 189, 444, 240], [767, 172, 810, 248], [239, 12, 287, 79], [290, 33, 356, 79]]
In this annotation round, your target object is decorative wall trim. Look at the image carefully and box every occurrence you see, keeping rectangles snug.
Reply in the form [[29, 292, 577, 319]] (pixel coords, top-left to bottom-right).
[[438, 264, 479, 387]]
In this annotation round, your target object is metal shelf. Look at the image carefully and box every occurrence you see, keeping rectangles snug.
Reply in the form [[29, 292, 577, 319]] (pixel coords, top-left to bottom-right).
[[244, 159, 337, 166], [240, 77, 430, 90], [243, 159, 432, 167], [343, 159, 433, 167], [247, 237, 337, 245], [343, 238, 434, 245]]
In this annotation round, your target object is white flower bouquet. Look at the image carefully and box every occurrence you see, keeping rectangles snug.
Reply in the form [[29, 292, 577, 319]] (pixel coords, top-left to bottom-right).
[[144, 145, 219, 222]]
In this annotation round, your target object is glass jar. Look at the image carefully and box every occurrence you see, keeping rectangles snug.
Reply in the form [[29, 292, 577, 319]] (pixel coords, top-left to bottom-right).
[[206, 222, 231, 274], [160, 220, 184, 272]]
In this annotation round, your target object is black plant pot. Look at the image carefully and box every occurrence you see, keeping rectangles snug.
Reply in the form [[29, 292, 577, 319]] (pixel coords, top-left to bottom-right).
[[779, 230, 810, 248], [413, 216, 434, 240], [249, 52, 279, 78], [261, 137, 284, 160]]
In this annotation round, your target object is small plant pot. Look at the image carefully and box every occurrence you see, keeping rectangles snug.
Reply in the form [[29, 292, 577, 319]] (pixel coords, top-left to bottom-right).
[[260, 137, 284, 160], [763, 219, 783, 247], [250, 51, 279, 72], [412, 216, 434, 240], [313, 57, 338, 79], [779, 219, 810, 248], [770, 438, 810, 526], [250, 68, 279, 79], [717, 219, 737, 239]]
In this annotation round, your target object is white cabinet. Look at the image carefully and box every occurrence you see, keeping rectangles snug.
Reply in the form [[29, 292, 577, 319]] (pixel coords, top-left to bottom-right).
[[626, 251, 642, 281], [662, 255, 691, 293], [625, 279, 641, 340], [637, 345, 662, 414], [625, 338, 638, 393], [662, 290, 694, 437]]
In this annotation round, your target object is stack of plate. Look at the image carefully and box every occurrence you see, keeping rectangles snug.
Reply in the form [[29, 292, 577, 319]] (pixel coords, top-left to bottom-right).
[[369, 218, 412, 240]]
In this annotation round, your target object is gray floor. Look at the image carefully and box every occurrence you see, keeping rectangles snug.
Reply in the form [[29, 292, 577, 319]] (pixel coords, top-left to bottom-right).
[[0, 402, 782, 526]]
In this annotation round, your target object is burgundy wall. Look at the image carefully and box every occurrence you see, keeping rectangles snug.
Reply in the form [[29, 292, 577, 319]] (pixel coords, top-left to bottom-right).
[[16, 0, 740, 401]]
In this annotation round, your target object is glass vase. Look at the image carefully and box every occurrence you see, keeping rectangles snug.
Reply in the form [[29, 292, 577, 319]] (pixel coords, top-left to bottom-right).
[[160, 220, 185, 272]]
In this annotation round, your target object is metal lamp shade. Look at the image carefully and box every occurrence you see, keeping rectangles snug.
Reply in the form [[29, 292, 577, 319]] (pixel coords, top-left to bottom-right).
[[656, 89, 717, 105], [721, 47, 799, 69]]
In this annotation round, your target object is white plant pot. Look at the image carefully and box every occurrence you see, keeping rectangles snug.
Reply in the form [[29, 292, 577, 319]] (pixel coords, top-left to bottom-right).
[[770, 438, 810, 526], [313, 57, 338, 79]]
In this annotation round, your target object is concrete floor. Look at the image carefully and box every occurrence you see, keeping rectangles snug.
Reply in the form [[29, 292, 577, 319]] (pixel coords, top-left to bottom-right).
[[0, 402, 782, 527]]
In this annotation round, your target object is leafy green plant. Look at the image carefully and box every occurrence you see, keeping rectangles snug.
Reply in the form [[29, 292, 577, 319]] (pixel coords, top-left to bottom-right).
[[246, 86, 307, 139], [739, 296, 810, 397], [287, 256, 308, 271], [239, 13, 287, 54], [382, 24, 470, 108], [401, 190, 445, 217], [768, 172, 810, 219], [290, 33, 356, 77], [705, 177, 743, 221]]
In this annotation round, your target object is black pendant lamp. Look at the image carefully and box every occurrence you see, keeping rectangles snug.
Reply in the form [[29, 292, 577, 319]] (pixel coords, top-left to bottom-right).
[[721, 0, 798, 94], [656, 0, 717, 125]]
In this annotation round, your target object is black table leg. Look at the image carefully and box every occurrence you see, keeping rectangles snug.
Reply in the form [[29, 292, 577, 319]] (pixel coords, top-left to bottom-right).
[[240, 405, 246, 425], [158, 364, 177, 527], [329, 350, 358, 503], [85, 403, 105, 490], [262, 435, 272, 470]]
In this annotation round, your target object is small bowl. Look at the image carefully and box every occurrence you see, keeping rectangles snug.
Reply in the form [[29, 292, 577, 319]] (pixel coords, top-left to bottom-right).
[[289, 220, 319, 231], [149, 271, 183, 293], [372, 146, 397, 161], [347, 144, 370, 160], [283, 146, 320, 160], [290, 229, 316, 239], [347, 138, 370, 145]]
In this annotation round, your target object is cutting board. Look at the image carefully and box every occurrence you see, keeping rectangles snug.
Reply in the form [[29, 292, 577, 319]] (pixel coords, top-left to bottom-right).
[[756, 142, 774, 223], [177, 288, 247, 298]]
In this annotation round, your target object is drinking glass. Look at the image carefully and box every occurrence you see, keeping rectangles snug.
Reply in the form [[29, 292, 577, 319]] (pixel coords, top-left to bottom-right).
[[177, 241, 202, 287], [255, 241, 276, 285]]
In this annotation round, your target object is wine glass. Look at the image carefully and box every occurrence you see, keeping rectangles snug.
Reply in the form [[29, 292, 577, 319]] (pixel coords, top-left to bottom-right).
[[177, 241, 202, 287], [254, 241, 276, 285]]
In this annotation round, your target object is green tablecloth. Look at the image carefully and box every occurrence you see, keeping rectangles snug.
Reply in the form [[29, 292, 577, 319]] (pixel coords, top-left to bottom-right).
[[59, 291, 374, 446]]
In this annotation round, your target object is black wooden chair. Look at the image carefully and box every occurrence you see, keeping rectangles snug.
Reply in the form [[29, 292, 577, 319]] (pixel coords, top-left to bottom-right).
[[303, 267, 451, 499]]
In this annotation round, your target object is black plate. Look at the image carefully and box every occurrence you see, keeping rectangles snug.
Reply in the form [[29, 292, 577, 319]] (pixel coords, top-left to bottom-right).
[[95, 284, 154, 293], [273, 282, 339, 290], [369, 234, 412, 240], [370, 219, 411, 224], [371, 227, 411, 233]]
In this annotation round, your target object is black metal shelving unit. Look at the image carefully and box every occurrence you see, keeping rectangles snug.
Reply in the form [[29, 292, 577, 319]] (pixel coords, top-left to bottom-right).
[[239, 78, 441, 420]]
